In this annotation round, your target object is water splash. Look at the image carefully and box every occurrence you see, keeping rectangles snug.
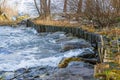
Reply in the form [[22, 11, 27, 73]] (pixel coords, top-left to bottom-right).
[[0, 25, 93, 71]]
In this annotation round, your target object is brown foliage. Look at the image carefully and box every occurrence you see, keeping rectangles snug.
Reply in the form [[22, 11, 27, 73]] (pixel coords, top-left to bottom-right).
[[0, 0, 18, 20], [64, 0, 120, 27], [84, 0, 120, 27]]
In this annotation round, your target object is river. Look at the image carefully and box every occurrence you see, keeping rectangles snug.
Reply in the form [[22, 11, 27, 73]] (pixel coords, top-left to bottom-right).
[[0, 25, 95, 80]]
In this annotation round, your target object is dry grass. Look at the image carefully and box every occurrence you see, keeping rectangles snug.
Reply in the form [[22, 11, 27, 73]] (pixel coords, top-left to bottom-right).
[[33, 19, 81, 27], [0, 21, 18, 26], [33, 19, 120, 34], [96, 27, 120, 36], [1, 5, 18, 20], [33, 19, 97, 33]]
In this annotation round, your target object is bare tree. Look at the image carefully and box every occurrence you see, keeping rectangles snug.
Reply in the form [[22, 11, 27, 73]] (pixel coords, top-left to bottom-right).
[[62, 0, 77, 20], [76, 0, 83, 20], [39, 0, 51, 20], [84, 0, 120, 27], [0, 0, 6, 14], [111, 0, 120, 15], [76, 0, 83, 14], [0, 3, 2, 15], [34, 0, 40, 16], [63, 0, 68, 14]]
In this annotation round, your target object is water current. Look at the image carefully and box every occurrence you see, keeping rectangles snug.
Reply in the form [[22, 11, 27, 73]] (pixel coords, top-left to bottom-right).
[[0, 25, 93, 71]]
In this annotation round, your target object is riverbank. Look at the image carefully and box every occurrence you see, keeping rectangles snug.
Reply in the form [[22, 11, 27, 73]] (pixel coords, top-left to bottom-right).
[[33, 19, 120, 34], [28, 20, 120, 80], [0, 19, 120, 79]]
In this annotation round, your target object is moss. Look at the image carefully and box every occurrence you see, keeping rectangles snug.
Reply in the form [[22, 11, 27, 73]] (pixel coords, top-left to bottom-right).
[[16, 14, 29, 21], [116, 17, 120, 22], [58, 57, 81, 68], [95, 67, 120, 80]]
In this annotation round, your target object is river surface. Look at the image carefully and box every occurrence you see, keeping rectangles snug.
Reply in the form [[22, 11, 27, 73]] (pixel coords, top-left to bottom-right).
[[0, 25, 93, 72]]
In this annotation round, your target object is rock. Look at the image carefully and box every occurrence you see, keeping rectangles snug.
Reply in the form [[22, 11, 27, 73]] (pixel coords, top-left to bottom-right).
[[77, 48, 95, 58], [46, 32, 66, 39], [15, 68, 26, 74], [1, 63, 95, 80], [44, 62, 94, 80], [38, 33, 49, 36], [61, 39, 92, 52], [55, 36, 76, 43], [18, 20, 27, 25], [65, 33, 73, 37], [67, 62, 85, 68]]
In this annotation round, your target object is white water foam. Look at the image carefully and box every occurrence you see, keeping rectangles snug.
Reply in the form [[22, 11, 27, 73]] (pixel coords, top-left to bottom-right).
[[0, 26, 93, 71], [0, 48, 90, 71]]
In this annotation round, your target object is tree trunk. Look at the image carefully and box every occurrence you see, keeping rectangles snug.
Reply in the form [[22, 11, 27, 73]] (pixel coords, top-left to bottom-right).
[[76, 0, 83, 21], [77, 0, 82, 14], [63, 0, 68, 14], [48, 0, 51, 14], [34, 0, 40, 16], [40, 0, 51, 20], [46, 0, 51, 20]]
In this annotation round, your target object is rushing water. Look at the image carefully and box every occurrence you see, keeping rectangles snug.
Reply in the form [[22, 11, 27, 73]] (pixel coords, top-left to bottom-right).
[[0, 25, 93, 71]]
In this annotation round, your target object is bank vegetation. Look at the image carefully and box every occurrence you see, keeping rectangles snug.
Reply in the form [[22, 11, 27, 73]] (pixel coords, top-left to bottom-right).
[[0, 0, 120, 79], [33, 0, 120, 80]]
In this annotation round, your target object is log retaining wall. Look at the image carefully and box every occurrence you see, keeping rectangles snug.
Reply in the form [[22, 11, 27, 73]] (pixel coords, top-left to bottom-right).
[[26, 20, 104, 62]]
